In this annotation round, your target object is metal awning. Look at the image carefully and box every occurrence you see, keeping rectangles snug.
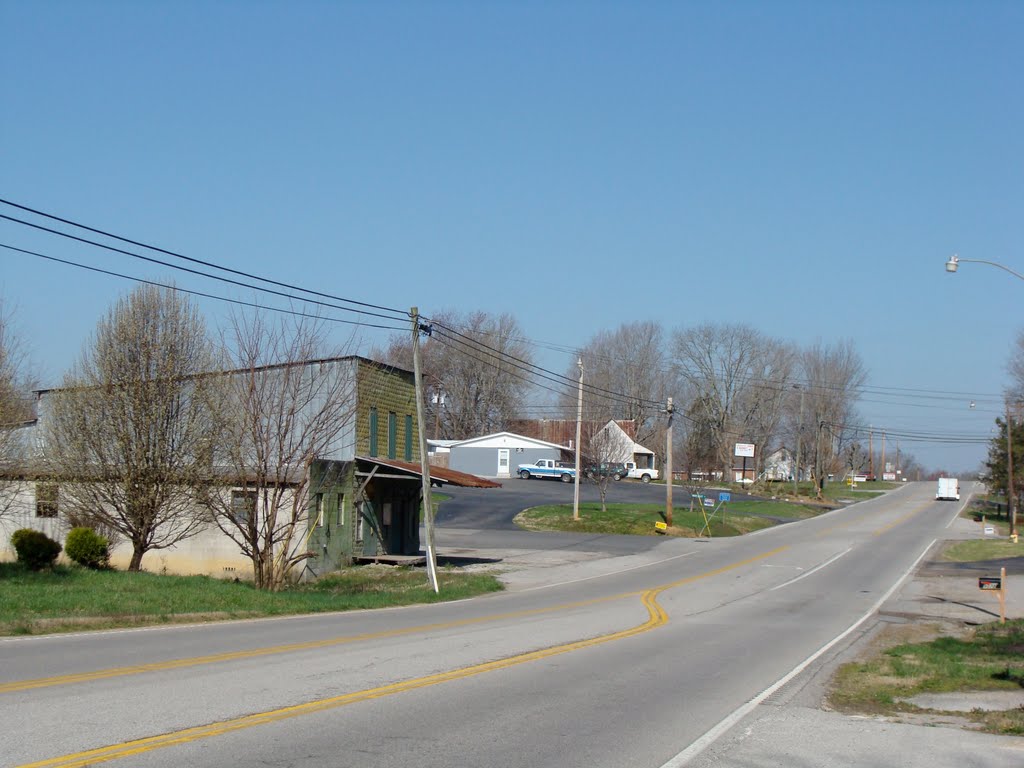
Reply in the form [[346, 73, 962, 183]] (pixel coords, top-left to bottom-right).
[[355, 457, 500, 488]]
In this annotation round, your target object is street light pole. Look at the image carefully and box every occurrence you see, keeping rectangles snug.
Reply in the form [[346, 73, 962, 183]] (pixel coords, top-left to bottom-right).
[[945, 253, 1022, 537], [945, 254, 1024, 282]]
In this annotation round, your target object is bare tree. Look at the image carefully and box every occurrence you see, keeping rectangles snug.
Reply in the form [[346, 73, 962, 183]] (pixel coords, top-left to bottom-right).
[[205, 310, 356, 590], [44, 285, 223, 571], [800, 340, 866, 497], [0, 299, 36, 521], [671, 323, 794, 483], [583, 422, 630, 513], [561, 322, 669, 450], [374, 309, 533, 438]]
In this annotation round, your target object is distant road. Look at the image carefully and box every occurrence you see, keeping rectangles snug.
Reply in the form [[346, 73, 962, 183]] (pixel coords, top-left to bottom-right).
[[5, 481, 967, 768]]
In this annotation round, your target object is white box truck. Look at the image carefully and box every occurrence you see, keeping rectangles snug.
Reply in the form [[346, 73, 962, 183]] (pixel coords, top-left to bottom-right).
[[936, 477, 960, 501]]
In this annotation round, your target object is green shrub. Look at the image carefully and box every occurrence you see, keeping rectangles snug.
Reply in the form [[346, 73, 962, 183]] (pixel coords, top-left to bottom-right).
[[65, 527, 110, 570], [10, 529, 62, 571]]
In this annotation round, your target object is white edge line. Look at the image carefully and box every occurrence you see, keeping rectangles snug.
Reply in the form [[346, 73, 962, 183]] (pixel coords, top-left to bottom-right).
[[769, 548, 852, 592], [945, 495, 972, 529], [660, 537, 937, 768]]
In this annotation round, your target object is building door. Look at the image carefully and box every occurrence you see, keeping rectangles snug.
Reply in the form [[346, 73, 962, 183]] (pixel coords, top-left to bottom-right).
[[497, 448, 510, 477]]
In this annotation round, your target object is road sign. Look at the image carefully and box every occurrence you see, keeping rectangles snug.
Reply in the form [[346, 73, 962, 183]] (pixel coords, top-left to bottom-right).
[[718, 492, 731, 503], [979, 577, 1002, 591], [734, 443, 755, 458], [654, 521, 667, 532]]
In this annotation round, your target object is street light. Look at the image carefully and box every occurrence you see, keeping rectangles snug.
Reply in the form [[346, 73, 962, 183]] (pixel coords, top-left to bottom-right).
[[945, 254, 1021, 539], [945, 254, 1024, 281]]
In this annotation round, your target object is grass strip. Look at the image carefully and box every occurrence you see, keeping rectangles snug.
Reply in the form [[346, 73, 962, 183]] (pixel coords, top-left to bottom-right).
[[0, 562, 503, 636], [514, 500, 824, 537], [829, 619, 1024, 735]]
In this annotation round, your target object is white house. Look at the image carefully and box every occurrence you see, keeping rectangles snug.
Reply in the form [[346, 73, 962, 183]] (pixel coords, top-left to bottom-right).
[[591, 420, 657, 469]]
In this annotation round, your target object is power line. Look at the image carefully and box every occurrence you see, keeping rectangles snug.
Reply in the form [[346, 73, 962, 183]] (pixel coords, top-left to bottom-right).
[[0, 243, 409, 334], [0, 197, 405, 318], [0, 212, 409, 326]]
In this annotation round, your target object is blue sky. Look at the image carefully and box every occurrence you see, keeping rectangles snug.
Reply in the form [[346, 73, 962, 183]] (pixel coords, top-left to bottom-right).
[[2, 0, 1022, 472]]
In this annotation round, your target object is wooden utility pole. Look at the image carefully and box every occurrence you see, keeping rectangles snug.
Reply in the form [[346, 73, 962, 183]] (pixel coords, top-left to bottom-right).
[[573, 357, 583, 521], [881, 431, 886, 479], [868, 427, 873, 478], [793, 384, 804, 497], [1007, 398, 1017, 538], [665, 397, 674, 527], [411, 307, 439, 593]]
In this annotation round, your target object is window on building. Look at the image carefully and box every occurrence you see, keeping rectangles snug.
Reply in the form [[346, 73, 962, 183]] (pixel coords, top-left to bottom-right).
[[388, 411, 397, 459], [355, 504, 364, 543], [404, 414, 413, 461], [314, 493, 325, 527], [36, 483, 58, 518], [336, 493, 345, 526], [231, 490, 256, 525], [369, 407, 378, 457]]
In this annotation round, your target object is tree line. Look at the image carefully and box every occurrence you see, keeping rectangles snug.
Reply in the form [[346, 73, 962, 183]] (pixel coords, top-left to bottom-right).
[[2, 287, 913, 586], [375, 315, 898, 495]]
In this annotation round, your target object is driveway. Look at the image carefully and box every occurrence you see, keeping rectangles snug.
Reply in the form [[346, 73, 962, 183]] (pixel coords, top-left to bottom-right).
[[431, 478, 759, 583]]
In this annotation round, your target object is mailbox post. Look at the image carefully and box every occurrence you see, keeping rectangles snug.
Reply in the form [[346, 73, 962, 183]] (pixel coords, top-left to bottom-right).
[[978, 567, 1007, 624]]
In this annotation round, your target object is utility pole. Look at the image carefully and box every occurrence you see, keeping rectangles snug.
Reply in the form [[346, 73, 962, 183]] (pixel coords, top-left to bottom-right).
[[411, 307, 439, 593], [1007, 398, 1017, 538], [868, 427, 873, 479], [665, 397, 674, 527], [793, 384, 804, 497], [573, 358, 583, 521], [881, 431, 886, 479]]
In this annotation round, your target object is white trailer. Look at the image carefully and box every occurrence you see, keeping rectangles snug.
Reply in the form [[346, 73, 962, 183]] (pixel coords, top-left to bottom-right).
[[935, 477, 960, 501]]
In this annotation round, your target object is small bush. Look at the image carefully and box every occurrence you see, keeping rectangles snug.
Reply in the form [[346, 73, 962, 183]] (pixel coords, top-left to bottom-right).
[[10, 529, 62, 571], [65, 527, 110, 570]]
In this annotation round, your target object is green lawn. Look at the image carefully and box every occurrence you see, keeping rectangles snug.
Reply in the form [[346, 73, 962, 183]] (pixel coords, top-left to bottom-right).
[[829, 619, 1024, 734], [943, 538, 1022, 562], [0, 562, 503, 636], [515, 499, 825, 538]]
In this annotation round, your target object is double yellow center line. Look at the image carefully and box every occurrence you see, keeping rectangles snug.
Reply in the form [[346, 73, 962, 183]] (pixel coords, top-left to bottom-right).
[[14, 546, 786, 768]]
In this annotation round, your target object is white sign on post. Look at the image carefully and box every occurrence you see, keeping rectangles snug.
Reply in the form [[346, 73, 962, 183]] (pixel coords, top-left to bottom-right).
[[734, 443, 755, 458]]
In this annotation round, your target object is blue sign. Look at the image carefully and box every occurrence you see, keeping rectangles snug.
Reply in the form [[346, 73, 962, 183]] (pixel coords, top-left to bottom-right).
[[718, 492, 731, 502]]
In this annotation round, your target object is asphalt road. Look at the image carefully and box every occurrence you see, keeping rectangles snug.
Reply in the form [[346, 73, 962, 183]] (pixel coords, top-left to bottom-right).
[[4, 481, 1015, 768], [434, 477, 759, 529]]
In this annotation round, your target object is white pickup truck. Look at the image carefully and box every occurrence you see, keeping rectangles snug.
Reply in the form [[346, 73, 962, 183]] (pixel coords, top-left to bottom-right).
[[624, 462, 659, 483], [517, 459, 576, 483]]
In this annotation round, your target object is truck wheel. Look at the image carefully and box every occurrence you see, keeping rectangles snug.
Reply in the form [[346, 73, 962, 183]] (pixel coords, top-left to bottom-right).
[[560, 472, 572, 483], [613, 473, 622, 481], [641, 474, 651, 483], [519, 470, 531, 480]]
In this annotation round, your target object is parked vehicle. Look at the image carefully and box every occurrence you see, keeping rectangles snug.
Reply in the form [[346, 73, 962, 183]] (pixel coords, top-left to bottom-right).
[[936, 477, 960, 501], [624, 462, 659, 483], [584, 462, 627, 481], [518, 459, 576, 482]]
